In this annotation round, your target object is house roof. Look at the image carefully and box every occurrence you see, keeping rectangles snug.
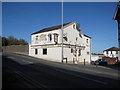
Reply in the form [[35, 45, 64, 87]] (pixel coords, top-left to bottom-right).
[[31, 21, 75, 35], [104, 47, 120, 51], [114, 1, 120, 20], [83, 34, 91, 38]]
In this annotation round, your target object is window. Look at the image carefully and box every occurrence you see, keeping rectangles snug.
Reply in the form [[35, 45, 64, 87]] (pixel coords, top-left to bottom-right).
[[106, 51, 108, 54], [76, 37, 78, 41], [48, 34, 52, 41], [79, 34, 82, 38], [73, 24, 75, 29], [111, 51, 112, 54], [36, 36, 38, 40], [87, 51, 90, 55], [116, 51, 118, 54], [43, 48, 47, 55], [71, 48, 73, 53], [63, 37, 68, 41], [86, 39, 89, 43], [54, 33, 58, 43], [35, 49, 38, 55]]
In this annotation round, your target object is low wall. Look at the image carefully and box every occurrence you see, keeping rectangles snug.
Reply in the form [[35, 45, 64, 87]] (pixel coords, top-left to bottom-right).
[[2, 45, 29, 53]]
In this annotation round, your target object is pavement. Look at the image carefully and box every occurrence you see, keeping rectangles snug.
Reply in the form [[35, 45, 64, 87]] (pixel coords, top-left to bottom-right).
[[2, 52, 120, 88]]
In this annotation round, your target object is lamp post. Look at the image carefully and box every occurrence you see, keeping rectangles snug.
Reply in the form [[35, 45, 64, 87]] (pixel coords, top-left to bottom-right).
[[61, 0, 64, 63]]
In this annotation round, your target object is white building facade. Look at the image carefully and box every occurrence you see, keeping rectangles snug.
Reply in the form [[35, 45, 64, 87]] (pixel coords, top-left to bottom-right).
[[29, 21, 91, 64], [91, 54, 103, 61], [103, 47, 120, 60]]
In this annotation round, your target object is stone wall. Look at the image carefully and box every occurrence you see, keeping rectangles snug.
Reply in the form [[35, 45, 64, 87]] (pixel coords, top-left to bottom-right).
[[2, 45, 29, 53]]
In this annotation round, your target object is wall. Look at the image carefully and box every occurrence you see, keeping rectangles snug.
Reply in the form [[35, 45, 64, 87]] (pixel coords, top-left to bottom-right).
[[30, 22, 91, 63], [103, 51, 119, 58], [31, 29, 61, 45], [91, 55, 103, 61], [3, 45, 29, 53], [29, 45, 62, 62], [63, 23, 91, 63]]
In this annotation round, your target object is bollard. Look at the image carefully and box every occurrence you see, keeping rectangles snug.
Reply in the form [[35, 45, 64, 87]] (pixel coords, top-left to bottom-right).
[[84, 59, 85, 66]]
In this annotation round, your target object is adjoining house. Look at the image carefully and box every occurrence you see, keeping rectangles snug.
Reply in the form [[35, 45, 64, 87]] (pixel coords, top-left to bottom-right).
[[91, 53, 104, 61], [103, 47, 120, 64], [103, 47, 120, 58], [29, 21, 91, 64]]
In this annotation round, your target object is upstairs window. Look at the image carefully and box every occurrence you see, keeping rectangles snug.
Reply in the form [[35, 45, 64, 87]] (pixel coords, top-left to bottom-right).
[[111, 51, 112, 54], [36, 36, 38, 40], [73, 24, 75, 29], [48, 34, 52, 41], [76, 37, 78, 41], [79, 34, 82, 38], [87, 51, 90, 55], [86, 39, 89, 43], [116, 51, 118, 54], [106, 51, 108, 54], [54, 33, 59, 43]]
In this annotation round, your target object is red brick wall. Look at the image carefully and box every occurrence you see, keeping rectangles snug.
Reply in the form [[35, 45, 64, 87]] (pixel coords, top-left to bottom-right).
[[102, 56, 117, 64]]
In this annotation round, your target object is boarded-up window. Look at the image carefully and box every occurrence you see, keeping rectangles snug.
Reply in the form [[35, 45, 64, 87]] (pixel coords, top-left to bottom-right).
[[35, 49, 38, 55], [43, 48, 47, 55]]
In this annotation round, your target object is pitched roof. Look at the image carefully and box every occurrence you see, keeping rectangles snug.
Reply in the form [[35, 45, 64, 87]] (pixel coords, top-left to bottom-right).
[[84, 34, 91, 38], [31, 21, 75, 35], [104, 47, 120, 51]]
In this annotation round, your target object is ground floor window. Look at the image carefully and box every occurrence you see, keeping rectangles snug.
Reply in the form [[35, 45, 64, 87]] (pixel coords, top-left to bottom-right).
[[43, 48, 47, 55], [35, 49, 38, 55]]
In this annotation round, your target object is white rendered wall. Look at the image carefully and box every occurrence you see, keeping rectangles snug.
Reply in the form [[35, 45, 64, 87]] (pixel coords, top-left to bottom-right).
[[29, 46, 62, 62], [29, 22, 91, 63], [103, 51, 119, 58]]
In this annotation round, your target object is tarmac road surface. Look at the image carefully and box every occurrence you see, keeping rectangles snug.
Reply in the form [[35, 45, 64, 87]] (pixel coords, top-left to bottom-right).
[[2, 53, 120, 89]]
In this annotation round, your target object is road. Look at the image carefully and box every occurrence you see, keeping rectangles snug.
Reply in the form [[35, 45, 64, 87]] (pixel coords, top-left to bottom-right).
[[2, 53, 120, 89]]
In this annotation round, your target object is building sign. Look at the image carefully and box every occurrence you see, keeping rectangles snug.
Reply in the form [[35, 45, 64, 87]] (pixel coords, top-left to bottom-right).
[[40, 34, 47, 41]]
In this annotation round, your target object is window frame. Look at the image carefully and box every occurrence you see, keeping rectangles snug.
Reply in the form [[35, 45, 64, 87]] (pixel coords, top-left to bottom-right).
[[48, 34, 52, 41], [43, 48, 47, 55]]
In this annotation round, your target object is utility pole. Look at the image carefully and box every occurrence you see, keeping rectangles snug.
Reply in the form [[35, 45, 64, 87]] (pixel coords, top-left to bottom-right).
[[61, 0, 64, 63], [118, 20, 120, 61]]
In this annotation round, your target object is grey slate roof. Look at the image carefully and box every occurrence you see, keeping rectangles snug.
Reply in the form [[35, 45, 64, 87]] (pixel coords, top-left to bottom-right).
[[104, 47, 120, 51], [31, 21, 75, 35]]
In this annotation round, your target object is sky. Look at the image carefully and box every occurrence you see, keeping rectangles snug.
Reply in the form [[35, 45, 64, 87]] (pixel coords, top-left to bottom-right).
[[2, 2, 118, 53]]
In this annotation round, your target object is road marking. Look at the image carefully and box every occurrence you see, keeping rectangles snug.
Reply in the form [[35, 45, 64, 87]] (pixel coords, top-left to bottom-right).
[[7, 56, 16, 59], [7, 56, 35, 65], [22, 60, 34, 64]]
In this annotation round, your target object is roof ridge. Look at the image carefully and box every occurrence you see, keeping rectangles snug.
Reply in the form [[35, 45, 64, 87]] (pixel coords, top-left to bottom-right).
[[104, 47, 120, 51]]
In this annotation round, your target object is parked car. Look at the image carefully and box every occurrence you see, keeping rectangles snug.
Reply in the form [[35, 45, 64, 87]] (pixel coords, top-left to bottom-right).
[[91, 61, 96, 65], [115, 60, 120, 65], [94, 59, 108, 65]]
